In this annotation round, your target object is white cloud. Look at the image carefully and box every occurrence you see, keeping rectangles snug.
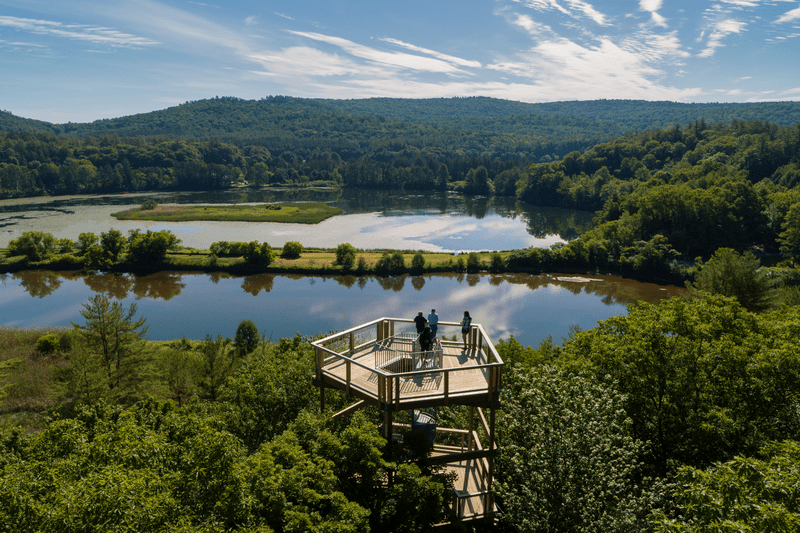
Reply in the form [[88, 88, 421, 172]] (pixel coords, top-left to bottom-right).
[[698, 18, 745, 57], [511, 13, 556, 36], [0, 15, 159, 47], [517, 0, 607, 25], [245, 16, 258, 26], [639, 0, 662, 11], [380, 38, 483, 68], [777, 6, 800, 23], [288, 31, 471, 75]]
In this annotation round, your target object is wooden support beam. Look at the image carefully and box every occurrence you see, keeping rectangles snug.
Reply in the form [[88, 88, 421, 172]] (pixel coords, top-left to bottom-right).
[[333, 400, 367, 419]]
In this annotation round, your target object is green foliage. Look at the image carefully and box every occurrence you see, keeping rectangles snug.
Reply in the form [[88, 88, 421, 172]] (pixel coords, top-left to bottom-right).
[[140, 198, 158, 210], [234, 319, 259, 357], [489, 252, 505, 272], [410, 251, 425, 273], [498, 366, 659, 533], [76, 232, 98, 255], [100, 229, 126, 262], [197, 335, 237, 401], [72, 295, 149, 402], [375, 252, 406, 276], [779, 202, 800, 265], [336, 243, 357, 270], [35, 333, 59, 355], [466, 252, 481, 272], [655, 441, 800, 532], [7, 231, 57, 261], [220, 334, 317, 452], [126, 229, 181, 263], [559, 294, 800, 476], [242, 241, 273, 266], [687, 248, 773, 312], [281, 240, 303, 259]]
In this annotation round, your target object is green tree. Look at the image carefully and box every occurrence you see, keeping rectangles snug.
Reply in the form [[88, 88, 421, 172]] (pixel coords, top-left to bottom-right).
[[779, 202, 800, 265], [126, 229, 180, 263], [687, 247, 772, 312], [76, 232, 98, 255], [654, 441, 800, 532], [7, 231, 57, 261], [243, 241, 274, 266], [197, 334, 237, 401], [100, 229, 126, 262], [281, 240, 303, 259], [234, 319, 259, 357], [336, 242, 357, 270], [73, 295, 149, 401], [498, 366, 658, 533], [410, 251, 425, 273]]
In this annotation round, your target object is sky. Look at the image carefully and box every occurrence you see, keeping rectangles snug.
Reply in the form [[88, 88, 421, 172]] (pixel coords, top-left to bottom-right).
[[2, 0, 800, 124]]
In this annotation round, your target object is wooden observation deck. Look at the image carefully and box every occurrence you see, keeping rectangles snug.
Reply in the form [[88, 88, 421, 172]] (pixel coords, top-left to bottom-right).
[[311, 317, 503, 523]]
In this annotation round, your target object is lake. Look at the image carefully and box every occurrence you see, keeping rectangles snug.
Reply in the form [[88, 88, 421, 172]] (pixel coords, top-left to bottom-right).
[[0, 189, 594, 252], [0, 270, 686, 348], [1, 189, 686, 347]]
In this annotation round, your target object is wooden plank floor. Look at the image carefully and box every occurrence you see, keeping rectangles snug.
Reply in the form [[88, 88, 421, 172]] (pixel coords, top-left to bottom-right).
[[433, 447, 496, 520], [322, 343, 492, 403]]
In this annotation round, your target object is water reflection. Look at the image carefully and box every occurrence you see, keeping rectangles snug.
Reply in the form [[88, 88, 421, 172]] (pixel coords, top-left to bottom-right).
[[14, 270, 66, 298], [2, 269, 687, 348], [242, 274, 275, 296], [1, 190, 594, 251]]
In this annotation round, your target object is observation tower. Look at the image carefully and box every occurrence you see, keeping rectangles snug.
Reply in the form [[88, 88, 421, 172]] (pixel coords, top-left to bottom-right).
[[311, 316, 503, 523]]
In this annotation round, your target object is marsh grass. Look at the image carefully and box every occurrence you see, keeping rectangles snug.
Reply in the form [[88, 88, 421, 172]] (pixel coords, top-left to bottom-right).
[[111, 202, 343, 224]]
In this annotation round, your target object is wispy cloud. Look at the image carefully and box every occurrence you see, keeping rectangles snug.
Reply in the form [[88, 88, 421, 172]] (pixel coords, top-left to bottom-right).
[[380, 38, 482, 68], [776, 6, 800, 23], [288, 31, 472, 75], [515, 0, 608, 25], [0, 15, 159, 47], [698, 19, 745, 57]]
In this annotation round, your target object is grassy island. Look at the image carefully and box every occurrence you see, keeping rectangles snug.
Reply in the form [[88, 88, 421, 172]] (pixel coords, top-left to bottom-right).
[[111, 202, 342, 224]]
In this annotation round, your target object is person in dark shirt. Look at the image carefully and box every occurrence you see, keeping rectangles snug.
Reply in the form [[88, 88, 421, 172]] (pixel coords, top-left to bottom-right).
[[414, 311, 427, 333], [420, 325, 432, 351]]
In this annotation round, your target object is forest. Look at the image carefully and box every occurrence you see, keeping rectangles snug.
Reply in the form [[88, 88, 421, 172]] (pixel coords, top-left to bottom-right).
[[3, 97, 800, 531]]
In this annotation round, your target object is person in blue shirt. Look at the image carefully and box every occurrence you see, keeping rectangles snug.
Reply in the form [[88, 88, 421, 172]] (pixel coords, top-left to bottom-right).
[[428, 309, 439, 338]]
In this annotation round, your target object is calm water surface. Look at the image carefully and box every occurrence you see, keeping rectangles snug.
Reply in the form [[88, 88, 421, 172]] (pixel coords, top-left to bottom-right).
[[0, 271, 686, 348], [0, 189, 593, 252]]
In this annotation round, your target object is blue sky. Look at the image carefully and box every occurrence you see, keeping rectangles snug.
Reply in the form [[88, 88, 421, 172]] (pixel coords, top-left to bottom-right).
[[2, 0, 800, 123]]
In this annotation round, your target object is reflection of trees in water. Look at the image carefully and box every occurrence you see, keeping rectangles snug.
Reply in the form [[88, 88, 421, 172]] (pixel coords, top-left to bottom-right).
[[132, 273, 186, 300], [358, 277, 367, 289], [84, 273, 134, 300], [466, 274, 480, 287], [377, 275, 406, 292], [336, 275, 357, 288], [520, 207, 594, 240], [14, 270, 64, 298], [208, 272, 233, 284], [485, 273, 686, 306], [241, 274, 275, 296], [411, 276, 425, 291], [462, 197, 490, 219]]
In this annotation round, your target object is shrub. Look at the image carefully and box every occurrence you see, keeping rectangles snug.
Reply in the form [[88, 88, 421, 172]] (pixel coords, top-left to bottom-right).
[[467, 252, 481, 272], [281, 241, 303, 259], [489, 252, 505, 273], [411, 252, 425, 273], [335, 243, 357, 267], [235, 319, 260, 356], [140, 198, 158, 210], [36, 333, 60, 354]]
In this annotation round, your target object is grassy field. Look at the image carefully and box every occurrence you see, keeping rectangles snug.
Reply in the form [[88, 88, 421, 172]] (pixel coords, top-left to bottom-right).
[[112, 202, 342, 224]]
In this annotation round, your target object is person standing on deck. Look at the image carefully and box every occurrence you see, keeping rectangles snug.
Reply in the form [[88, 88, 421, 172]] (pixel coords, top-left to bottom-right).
[[428, 309, 439, 338], [414, 311, 427, 334], [461, 311, 471, 351]]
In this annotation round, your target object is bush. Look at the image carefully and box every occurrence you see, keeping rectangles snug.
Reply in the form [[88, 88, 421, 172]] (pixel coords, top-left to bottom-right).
[[140, 198, 158, 210], [411, 251, 425, 273], [235, 320, 260, 356], [59, 329, 79, 352], [335, 243, 357, 268], [36, 333, 60, 354], [281, 241, 303, 259], [467, 252, 481, 272], [489, 252, 505, 273], [243, 241, 273, 266], [8, 231, 57, 261], [375, 252, 405, 275]]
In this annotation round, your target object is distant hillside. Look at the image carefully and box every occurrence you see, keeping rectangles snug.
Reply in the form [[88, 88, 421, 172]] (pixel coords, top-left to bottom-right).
[[3, 97, 799, 155]]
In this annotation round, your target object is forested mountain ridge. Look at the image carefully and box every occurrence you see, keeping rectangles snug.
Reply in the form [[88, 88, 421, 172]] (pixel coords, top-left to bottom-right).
[[4, 96, 800, 150]]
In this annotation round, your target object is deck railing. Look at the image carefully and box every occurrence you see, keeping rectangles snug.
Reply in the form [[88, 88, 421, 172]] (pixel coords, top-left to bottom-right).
[[311, 317, 503, 406]]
